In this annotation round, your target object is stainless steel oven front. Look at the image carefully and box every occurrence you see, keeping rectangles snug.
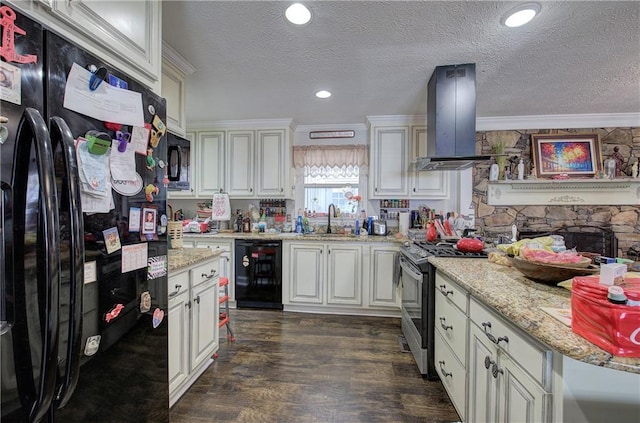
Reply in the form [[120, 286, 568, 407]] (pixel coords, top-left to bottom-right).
[[400, 255, 437, 379]]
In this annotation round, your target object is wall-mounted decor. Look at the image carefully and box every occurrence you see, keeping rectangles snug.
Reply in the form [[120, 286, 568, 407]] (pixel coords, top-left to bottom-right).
[[309, 130, 355, 139], [531, 133, 602, 178]]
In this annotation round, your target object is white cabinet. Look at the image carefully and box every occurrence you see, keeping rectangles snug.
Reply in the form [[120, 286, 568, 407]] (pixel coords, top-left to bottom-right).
[[368, 245, 400, 309], [284, 242, 362, 307], [167, 132, 196, 199], [467, 297, 552, 423], [193, 239, 235, 307], [26, 0, 162, 91], [162, 42, 195, 137], [168, 256, 220, 407], [411, 126, 449, 198], [433, 271, 469, 421], [226, 129, 291, 198], [226, 131, 255, 197], [196, 131, 226, 197], [368, 123, 450, 200], [256, 129, 289, 197], [369, 126, 410, 198]]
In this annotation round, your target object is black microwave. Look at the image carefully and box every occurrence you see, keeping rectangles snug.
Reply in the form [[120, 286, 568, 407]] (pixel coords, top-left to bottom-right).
[[167, 133, 191, 191]]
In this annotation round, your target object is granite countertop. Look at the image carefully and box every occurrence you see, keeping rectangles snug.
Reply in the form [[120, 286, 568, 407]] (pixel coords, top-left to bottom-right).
[[429, 257, 640, 375], [168, 248, 223, 271], [182, 231, 403, 243]]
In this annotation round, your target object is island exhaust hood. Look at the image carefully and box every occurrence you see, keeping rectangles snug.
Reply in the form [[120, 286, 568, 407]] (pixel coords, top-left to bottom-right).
[[414, 63, 491, 171]]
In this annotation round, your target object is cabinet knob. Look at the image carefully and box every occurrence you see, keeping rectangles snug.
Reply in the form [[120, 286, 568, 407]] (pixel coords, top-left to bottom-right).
[[250, 188, 253, 192], [185, 302, 191, 309], [280, 188, 283, 192], [484, 355, 495, 370], [491, 363, 504, 379], [194, 295, 200, 304], [413, 187, 416, 192]]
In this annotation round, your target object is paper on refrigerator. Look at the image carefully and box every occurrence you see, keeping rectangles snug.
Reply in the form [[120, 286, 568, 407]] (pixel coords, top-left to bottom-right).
[[63, 63, 144, 127]]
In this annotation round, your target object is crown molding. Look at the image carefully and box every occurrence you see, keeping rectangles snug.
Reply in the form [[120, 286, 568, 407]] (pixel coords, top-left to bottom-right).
[[188, 118, 294, 130], [162, 41, 196, 76], [294, 122, 368, 134], [365, 114, 427, 127], [477, 113, 640, 131]]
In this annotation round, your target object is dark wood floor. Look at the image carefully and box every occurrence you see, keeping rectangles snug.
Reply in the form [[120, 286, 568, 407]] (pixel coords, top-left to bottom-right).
[[170, 310, 460, 423]]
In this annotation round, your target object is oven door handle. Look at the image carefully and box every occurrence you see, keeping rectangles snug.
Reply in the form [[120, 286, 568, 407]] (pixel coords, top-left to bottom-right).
[[399, 256, 423, 280]]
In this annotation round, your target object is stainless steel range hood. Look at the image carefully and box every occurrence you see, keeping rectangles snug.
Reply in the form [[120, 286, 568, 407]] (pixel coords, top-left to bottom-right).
[[415, 63, 491, 171]]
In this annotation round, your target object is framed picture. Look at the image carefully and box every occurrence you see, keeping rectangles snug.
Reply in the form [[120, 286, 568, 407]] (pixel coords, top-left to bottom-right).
[[531, 134, 602, 178], [141, 206, 158, 240]]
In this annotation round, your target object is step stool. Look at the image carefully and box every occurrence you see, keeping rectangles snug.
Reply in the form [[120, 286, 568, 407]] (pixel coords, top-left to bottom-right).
[[218, 276, 235, 342]]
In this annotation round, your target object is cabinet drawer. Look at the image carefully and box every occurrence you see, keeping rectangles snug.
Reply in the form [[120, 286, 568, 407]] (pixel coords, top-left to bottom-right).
[[190, 259, 220, 288], [434, 331, 466, 422], [469, 297, 551, 387], [435, 271, 468, 313], [168, 270, 189, 299], [435, 291, 467, 365]]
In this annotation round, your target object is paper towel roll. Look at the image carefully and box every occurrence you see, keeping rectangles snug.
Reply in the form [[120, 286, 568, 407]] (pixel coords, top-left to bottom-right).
[[399, 211, 410, 236]]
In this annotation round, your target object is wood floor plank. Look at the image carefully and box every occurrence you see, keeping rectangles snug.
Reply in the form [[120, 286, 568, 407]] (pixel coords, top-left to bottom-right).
[[170, 310, 460, 422]]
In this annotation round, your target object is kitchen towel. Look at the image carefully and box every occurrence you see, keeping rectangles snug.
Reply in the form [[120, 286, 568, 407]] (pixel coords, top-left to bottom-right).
[[211, 192, 231, 220]]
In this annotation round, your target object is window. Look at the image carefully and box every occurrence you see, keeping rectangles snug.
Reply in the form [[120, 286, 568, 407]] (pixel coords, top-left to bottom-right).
[[293, 145, 368, 218], [304, 167, 360, 216]]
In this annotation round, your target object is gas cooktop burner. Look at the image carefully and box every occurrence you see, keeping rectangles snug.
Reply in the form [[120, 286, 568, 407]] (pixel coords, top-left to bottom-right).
[[402, 241, 487, 264]]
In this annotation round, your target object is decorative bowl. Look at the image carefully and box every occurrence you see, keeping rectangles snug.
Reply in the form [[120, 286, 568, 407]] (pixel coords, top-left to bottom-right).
[[509, 257, 599, 285]]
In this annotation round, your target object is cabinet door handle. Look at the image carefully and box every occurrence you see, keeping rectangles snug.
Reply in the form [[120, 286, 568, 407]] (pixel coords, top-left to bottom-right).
[[439, 317, 453, 331], [413, 187, 416, 192], [280, 188, 283, 192], [328, 249, 331, 255], [169, 284, 182, 298], [250, 188, 253, 192], [202, 270, 217, 279], [185, 301, 191, 309], [438, 285, 453, 297], [492, 363, 504, 379], [481, 321, 508, 346], [194, 295, 200, 304], [438, 360, 452, 378]]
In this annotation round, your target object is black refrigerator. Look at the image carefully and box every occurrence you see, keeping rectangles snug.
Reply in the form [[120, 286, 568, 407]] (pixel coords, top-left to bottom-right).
[[1, 4, 169, 422]]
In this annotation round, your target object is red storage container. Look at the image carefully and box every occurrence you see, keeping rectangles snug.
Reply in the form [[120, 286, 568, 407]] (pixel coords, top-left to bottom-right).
[[571, 276, 640, 357]]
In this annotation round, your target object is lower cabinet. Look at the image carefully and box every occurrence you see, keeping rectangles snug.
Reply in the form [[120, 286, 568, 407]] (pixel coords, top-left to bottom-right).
[[467, 297, 552, 423], [282, 241, 399, 315], [284, 242, 362, 307], [192, 239, 235, 307], [168, 256, 220, 407]]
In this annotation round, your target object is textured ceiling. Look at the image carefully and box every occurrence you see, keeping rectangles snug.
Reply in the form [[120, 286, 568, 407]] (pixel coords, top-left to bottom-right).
[[162, 1, 640, 126]]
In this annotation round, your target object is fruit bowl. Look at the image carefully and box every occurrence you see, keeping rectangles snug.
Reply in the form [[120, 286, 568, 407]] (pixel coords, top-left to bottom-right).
[[509, 256, 599, 285], [525, 255, 593, 268]]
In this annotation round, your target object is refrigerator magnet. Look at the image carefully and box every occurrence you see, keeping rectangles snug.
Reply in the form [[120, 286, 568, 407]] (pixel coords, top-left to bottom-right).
[[103, 227, 121, 254], [152, 308, 165, 329], [141, 206, 158, 238], [144, 183, 159, 202], [131, 125, 150, 155], [0, 61, 22, 105], [107, 73, 128, 90], [140, 291, 151, 313], [105, 303, 124, 323], [84, 335, 101, 356], [147, 255, 167, 280], [129, 207, 141, 232]]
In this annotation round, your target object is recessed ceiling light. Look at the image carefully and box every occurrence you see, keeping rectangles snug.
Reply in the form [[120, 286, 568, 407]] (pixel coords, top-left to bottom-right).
[[285, 3, 311, 25], [315, 90, 331, 99], [502, 3, 541, 28]]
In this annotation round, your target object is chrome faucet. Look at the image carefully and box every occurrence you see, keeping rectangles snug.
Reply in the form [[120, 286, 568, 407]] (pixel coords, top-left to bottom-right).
[[327, 203, 336, 234]]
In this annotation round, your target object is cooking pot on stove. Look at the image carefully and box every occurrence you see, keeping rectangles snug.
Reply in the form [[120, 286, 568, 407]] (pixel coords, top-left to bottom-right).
[[456, 229, 484, 253]]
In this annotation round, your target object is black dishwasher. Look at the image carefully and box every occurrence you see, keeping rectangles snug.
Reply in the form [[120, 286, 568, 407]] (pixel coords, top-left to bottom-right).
[[234, 240, 283, 309]]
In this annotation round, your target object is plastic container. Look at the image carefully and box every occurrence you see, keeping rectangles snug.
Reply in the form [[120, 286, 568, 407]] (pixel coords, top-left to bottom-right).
[[571, 276, 640, 357]]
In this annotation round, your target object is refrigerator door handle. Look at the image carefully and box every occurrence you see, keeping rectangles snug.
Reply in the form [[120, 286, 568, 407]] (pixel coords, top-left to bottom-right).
[[1, 181, 12, 336], [11, 108, 60, 422], [49, 116, 85, 409]]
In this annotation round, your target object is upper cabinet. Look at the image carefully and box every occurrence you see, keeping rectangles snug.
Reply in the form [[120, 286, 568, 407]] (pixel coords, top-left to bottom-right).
[[162, 42, 196, 138], [20, 0, 163, 92], [185, 121, 293, 199], [368, 117, 450, 200], [369, 126, 410, 198], [411, 126, 449, 198]]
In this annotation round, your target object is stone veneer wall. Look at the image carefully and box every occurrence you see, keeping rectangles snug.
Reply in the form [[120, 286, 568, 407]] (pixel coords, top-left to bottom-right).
[[472, 127, 640, 257]]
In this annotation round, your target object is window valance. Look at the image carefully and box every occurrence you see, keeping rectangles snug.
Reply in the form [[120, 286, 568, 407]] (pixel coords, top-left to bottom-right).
[[292, 145, 368, 168]]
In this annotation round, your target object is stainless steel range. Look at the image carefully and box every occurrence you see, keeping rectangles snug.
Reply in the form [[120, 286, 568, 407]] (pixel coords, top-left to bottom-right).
[[400, 241, 486, 379]]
